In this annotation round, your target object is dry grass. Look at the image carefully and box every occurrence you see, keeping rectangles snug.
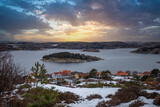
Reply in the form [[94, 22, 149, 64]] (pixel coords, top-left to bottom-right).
[[57, 91, 80, 104], [153, 95, 160, 106], [129, 99, 145, 107], [106, 86, 142, 106], [86, 94, 102, 101], [96, 100, 107, 107]]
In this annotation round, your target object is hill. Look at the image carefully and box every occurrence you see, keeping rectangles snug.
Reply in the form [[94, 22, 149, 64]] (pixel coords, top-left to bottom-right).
[[131, 43, 160, 54]]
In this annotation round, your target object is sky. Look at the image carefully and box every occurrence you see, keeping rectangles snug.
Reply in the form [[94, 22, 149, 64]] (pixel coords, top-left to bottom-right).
[[0, 0, 160, 42]]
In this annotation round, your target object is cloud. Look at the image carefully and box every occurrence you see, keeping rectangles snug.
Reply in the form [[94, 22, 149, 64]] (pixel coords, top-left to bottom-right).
[[43, 2, 80, 26], [0, 6, 51, 41], [0, 0, 160, 42]]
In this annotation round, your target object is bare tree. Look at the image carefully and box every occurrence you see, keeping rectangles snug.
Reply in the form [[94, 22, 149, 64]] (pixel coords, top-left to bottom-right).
[[0, 52, 25, 94]]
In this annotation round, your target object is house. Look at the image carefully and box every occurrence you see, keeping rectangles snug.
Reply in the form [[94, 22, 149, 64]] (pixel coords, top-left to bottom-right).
[[142, 71, 152, 76], [73, 72, 88, 79], [25, 73, 37, 84], [52, 70, 71, 85], [62, 70, 71, 73], [139, 73, 143, 76], [96, 72, 102, 78], [64, 78, 77, 86], [115, 71, 128, 76], [97, 71, 111, 78], [46, 74, 52, 78]]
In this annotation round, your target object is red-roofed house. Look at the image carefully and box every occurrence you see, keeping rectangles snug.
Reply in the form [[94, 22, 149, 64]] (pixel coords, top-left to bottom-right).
[[96, 72, 102, 78], [52, 70, 71, 84], [73, 72, 88, 79], [116, 71, 128, 76], [139, 73, 143, 76], [62, 70, 71, 73], [142, 71, 152, 76]]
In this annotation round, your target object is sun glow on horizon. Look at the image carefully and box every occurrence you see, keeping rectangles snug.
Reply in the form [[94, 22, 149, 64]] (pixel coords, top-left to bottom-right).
[[14, 20, 116, 42]]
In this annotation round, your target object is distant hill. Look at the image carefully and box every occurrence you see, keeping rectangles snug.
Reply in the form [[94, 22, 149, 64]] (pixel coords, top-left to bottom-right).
[[1, 42, 160, 51], [0, 43, 15, 52], [55, 42, 140, 49], [131, 43, 160, 54]]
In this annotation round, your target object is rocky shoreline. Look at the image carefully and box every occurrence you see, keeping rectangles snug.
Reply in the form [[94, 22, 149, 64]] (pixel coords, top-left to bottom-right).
[[42, 58, 89, 63], [82, 49, 100, 52]]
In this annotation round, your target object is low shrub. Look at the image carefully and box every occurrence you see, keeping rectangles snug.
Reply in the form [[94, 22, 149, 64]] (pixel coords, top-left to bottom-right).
[[156, 85, 160, 90], [153, 95, 160, 106], [76, 81, 81, 84], [83, 82, 105, 88], [1, 96, 25, 107], [96, 100, 106, 107], [86, 94, 102, 101], [23, 87, 58, 107], [82, 82, 125, 88], [119, 81, 140, 88], [19, 84, 31, 90], [57, 91, 79, 104], [129, 99, 145, 107], [106, 94, 113, 98], [141, 91, 159, 99], [106, 86, 142, 106], [141, 75, 149, 82]]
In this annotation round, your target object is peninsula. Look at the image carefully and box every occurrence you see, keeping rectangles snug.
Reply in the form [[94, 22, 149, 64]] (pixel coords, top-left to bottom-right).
[[131, 43, 160, 54], [82, 49, 100, 52], [42, 52, 103, 63]]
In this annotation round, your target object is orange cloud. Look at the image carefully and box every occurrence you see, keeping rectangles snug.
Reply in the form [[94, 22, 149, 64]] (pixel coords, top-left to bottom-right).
[[14, 20, 117, 42]]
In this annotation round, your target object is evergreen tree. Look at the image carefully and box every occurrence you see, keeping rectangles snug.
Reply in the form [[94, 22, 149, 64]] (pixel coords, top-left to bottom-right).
[[89, 69, 97, 78], [30, 62, 48, 88]]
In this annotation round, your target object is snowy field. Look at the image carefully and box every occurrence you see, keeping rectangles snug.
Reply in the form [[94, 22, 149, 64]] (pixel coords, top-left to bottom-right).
[[43, 84, 119, 107], [41, 84, 160, 107]]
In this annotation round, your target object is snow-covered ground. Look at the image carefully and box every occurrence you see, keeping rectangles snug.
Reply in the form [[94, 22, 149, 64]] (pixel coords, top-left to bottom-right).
[[76, 80, 117, 86], [41, 84, 160, 107], [112, 76, 132, 81], [43, 84, 119, 107], [117, 96, 157, 107]]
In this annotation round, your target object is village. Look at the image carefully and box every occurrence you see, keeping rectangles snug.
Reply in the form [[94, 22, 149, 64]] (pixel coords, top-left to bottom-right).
[[25, 69, 159, 88]]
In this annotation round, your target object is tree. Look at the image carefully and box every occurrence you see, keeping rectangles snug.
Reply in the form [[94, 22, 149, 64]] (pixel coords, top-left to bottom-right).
[[30, 62, 48, 88], [89, 69, 97, 78], [101, 70, 111, 79], [151, 69, 160, 77], [132, 71, 138, 76], [141, 75, 149, 82], [0, 52, 25, 93], [126, 70, 131, 76]]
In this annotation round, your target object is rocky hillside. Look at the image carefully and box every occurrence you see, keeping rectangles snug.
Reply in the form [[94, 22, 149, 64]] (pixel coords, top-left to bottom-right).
[[131, 43, 160, 54]]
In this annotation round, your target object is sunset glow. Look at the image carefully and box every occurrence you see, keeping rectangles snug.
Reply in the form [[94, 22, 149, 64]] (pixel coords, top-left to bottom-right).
[[0, 0, 160, 42]]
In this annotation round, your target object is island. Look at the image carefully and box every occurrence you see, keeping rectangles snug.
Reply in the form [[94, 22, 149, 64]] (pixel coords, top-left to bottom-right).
[[42, 52, 103, 63], [82, 49, 100, 52], [131, 43, 160, 54]]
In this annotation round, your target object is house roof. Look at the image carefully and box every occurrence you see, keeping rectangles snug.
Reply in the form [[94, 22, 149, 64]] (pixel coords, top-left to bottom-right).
[[77, 73, 88, 77], [142, 71, 152, 75], [116, 71, 128, 76], [30, 73, 35, 76], [62, 70, 71, 73], [54, 72, 70, 76], [139, 74, 143, 76], [46, 74, 52, 76], [96, 72, 102, 75]]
